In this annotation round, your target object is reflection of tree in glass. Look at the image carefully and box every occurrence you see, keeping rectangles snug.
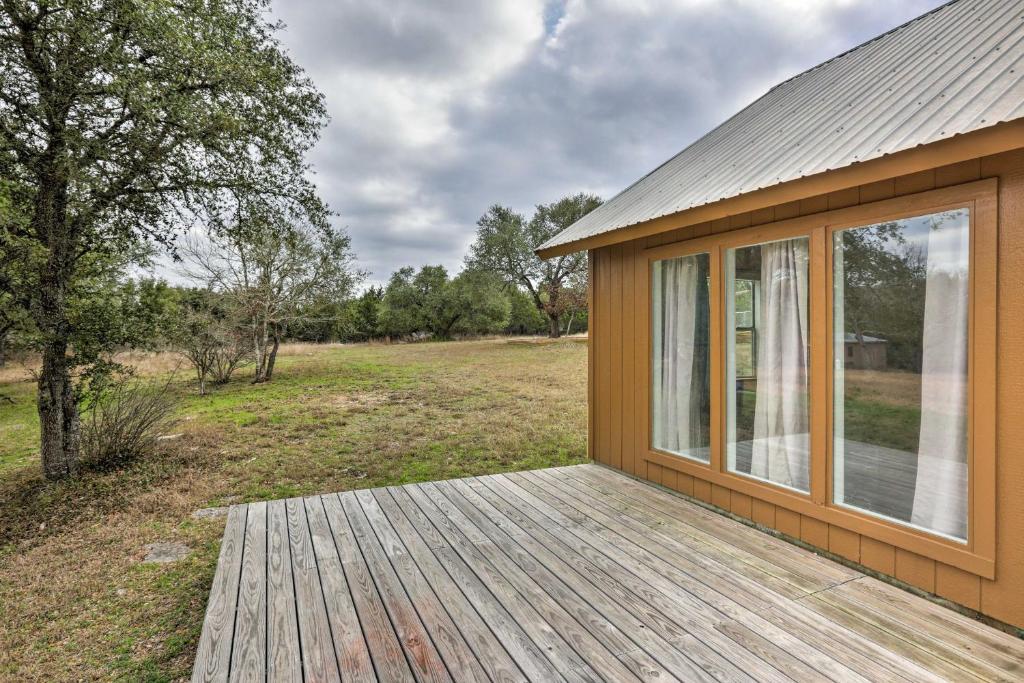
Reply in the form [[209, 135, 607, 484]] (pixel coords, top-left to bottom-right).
[[839, 221, 925, 372]]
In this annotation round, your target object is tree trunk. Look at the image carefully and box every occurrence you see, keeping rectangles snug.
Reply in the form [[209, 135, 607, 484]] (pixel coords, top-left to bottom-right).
[[253, 317, 269, 382], [264, 331, 280, 381], [38, 334, 79, 479], [548, 314, 562, 339], [34, 166, 80, 480]]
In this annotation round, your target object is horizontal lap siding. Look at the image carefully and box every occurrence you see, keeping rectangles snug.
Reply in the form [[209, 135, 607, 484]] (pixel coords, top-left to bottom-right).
[[589, 150, 1024, 629]]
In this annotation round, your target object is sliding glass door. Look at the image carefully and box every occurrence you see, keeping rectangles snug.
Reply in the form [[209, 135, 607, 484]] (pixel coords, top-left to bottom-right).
[[644, 183, 993, 559], [832, 209, 970, 541], [725, 237, 810, 492], [651, 253, 711, 462]]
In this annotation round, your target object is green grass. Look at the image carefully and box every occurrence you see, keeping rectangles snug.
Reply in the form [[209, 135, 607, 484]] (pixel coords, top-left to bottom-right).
[[0, 339, 588, 681]]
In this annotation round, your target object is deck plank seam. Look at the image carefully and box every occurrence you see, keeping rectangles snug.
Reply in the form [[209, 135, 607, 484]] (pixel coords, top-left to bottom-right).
[[402, 481, 590, 678], [496, 471, 806, 683], [480, 474, 748, 682], [794, 576, 861, 600], [355, 489, 497, 682], [521, 469, 889, 683], [224, 499, 245, 679], [301, 497, 346, 682], [376, 487, 535, 682], [347, 487, 456, 682]]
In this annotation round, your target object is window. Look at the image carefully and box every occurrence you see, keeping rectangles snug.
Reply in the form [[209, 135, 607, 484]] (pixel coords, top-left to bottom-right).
[[725, 237, 810, 492], [643, 180, 995, 570], [833, 208, 970, 541], [651, 253, 711, 462]]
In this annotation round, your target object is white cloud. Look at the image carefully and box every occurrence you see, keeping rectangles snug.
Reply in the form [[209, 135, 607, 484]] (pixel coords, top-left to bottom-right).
[[262, 0, 945, 282]]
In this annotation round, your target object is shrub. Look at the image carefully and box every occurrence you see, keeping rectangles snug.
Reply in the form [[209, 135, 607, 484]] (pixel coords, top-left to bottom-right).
[[79, 376, 178, 470]]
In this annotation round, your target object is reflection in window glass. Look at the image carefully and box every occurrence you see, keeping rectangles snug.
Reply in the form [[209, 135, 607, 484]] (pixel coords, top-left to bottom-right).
[[651, 253, 711, 462], [726, 237, 810, 492], [833, 209, 969, 541]]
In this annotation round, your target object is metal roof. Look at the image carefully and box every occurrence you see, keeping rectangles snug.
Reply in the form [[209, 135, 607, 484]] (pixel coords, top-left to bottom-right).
[[541, 0, 1024, 253]]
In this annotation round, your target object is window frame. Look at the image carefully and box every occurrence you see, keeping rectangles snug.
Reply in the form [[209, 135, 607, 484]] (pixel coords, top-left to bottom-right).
[[640, 178, 997, 578]]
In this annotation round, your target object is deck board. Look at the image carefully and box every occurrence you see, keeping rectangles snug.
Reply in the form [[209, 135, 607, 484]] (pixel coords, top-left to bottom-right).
[[193, 464, 1024, 682]]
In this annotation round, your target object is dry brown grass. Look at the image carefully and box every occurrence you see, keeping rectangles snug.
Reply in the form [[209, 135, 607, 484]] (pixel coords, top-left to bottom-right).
[[844, 368, 922, 407], [0, 339, 588, 681]]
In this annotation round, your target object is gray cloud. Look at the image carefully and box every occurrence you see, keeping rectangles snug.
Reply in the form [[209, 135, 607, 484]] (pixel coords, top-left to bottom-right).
[[269, 0, 945, 285]]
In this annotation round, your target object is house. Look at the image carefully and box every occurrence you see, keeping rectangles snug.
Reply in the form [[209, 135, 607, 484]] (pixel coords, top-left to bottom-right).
[[843, 333, 888, 370], [538, 0, 1024, 630]]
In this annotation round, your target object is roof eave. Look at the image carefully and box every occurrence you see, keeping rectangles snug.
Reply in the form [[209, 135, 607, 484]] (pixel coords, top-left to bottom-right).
[[536, 118, 1024, 260]]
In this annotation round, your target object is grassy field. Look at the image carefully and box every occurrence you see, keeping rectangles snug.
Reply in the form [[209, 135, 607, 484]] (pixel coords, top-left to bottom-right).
[[0, 339, 588, 681]]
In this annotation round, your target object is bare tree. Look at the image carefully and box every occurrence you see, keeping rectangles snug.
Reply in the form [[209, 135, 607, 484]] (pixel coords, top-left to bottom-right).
[[170, 305, 250, 395], [182, 214, 362, 382]]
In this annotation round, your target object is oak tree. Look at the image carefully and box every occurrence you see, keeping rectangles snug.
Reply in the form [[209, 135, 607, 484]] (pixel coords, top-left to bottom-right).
[[0, 0, 328, 478]]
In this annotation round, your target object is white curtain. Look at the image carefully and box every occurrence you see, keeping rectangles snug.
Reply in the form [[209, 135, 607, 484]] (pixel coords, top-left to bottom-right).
[[652, 255, 708, 460], [750, 239, 810, 491], [911, 215, 970, 539]]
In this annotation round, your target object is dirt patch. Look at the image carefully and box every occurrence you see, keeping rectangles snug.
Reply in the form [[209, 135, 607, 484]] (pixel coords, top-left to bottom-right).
[[142, 541, 191, 563], [324, 391, 390, 412]]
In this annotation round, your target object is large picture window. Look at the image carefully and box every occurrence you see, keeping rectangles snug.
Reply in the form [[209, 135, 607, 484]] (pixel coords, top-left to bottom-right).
[[725, 237, 810, 492], [644, 181, 995, 569], [833, 209, 970, 541], [651, 253, 711, 462]]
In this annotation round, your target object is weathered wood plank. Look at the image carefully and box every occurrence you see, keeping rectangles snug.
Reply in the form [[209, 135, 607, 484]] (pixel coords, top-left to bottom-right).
[[385, 486, 565, 682], [499, 472, 911, 683], [230, 501, 267, 683], [194, 464, 1024, 683], [304, 496, 376, 682], [565, 465, 856, 587], [285, 497, 341, 682], [423, 480, 646, 682], [192, 504, 247, 683], [465, 477, 789, 683], [846, 577, 1024, 666], [399, 484, 597, 678], [340, 491, 454, 683], [553, 467, 829, 596], [322, 493, 415, 682], [266, 499, 302, 682], [825, 579, 1022, 679], [368, 489, 528, 679], [444, 479, 705, 683]]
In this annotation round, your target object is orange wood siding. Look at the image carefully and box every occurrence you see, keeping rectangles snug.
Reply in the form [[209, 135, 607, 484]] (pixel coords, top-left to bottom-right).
[[588, 149, 1024, 629]]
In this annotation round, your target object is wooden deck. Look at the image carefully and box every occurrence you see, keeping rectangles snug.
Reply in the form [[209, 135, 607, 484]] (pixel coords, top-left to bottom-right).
[[192, 464, 1024, 682]]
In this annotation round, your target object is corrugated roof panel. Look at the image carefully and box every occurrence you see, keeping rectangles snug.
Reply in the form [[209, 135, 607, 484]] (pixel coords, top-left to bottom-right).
[[542, 0, 1024, 253]]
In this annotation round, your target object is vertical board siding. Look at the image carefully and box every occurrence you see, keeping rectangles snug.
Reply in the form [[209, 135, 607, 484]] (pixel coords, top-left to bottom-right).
[[588, 151, 1024, 628]]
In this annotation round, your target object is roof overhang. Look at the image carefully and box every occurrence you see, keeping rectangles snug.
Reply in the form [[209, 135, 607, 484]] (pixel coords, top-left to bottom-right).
[[536, 118, 1024, 260]]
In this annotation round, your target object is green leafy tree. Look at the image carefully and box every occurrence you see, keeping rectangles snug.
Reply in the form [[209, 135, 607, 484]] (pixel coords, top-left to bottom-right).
[[0, 0, 329, 478], [468, 193, 601, 338], [505, 285, 546, 335], [345, 286, 384, 342], [378, 266, 509, 340]]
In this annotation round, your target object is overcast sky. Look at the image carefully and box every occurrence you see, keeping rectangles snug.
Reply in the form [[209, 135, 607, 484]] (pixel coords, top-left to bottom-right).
[[265, 0, 945, 286]]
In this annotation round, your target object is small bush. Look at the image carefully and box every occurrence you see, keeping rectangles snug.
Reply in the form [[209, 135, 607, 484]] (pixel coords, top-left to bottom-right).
[[79, 376, 178, 470]]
